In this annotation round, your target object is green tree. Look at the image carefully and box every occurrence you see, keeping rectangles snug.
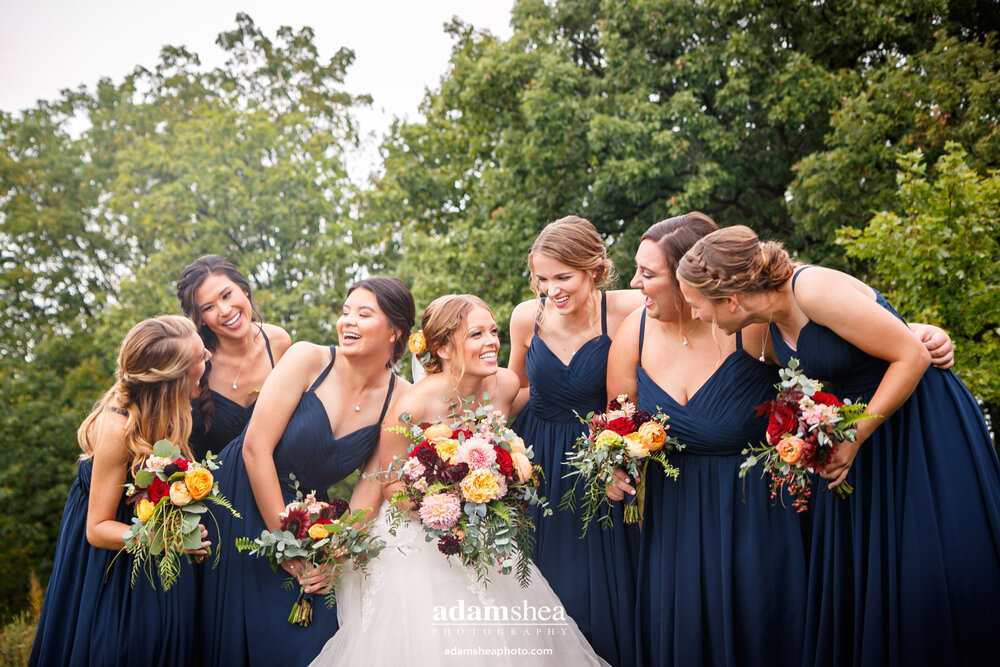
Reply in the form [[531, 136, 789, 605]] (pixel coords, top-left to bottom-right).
[[837, 143, 1000, 418]]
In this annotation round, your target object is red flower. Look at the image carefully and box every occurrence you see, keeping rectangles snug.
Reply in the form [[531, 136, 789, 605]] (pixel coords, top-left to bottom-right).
[[147, 478, 169, 504], [280, 506, 311, 540], [409, 441, 433, 458], [812, 392, 843, 408], [321, 497, 350, 521], [766, 403, 798, 445], [606, 416, 637, 436], [453, 429, 473, 441], [172, 458, 191, 471], [494, 446, 514, 478]]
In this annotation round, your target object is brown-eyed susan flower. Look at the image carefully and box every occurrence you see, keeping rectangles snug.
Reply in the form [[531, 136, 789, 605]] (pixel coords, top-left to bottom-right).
[[184, 468, 214, 501]]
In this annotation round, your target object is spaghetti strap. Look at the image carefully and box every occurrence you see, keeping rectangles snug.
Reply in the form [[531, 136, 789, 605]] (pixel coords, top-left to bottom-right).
[[600, 292, 607, 335], [638, 310, 647, 356], [735, 329, 744, 351], [261, 327, 275, 367], [376, 372, 397, 424], [309, 346, 336, 392], [790, 265, 812, 293]]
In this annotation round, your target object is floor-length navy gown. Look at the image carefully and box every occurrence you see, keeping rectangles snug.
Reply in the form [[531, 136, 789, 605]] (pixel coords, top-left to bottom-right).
[[201, 347, 395, 667], [511, 294, 638, 666], [29, 439, 198, 666], [188, 330, 274, 461], [634, 313, 808, 667], [773, 268, 1000, 667]]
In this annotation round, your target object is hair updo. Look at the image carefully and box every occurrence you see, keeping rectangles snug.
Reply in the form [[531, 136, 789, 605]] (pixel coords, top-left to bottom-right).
[[419, 295, 492, 375], [528, 216, 615, 294], [676, 225, 795, 298], [346, 277, 415, 367]]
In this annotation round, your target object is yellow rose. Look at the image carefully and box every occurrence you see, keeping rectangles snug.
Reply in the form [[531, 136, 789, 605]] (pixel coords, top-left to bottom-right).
[[184, 468, 214, 501], [169, 481, 193, 506], [435, 438, 460, 464], [460, 468, 501, 503], [594, 430, 624, 449], [624, 432, 650, 459], [637, 421, 668, 452], [508, 435, 526, 455], [135, 498, 155, 522], [308, 523, 329, 540], [408, 331, 427, 355], [511, 451, 532, 483], [424, 423, 454, 442]]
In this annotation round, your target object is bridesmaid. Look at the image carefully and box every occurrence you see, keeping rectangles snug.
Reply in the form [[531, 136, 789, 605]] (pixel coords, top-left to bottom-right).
[[606, 213, 806, 667], [677, 226, 1000, 667], [508, 215, 643, 665], [176, 255, 291, 460], [200, 277, 413, 667], [29, 316, 211, 666]]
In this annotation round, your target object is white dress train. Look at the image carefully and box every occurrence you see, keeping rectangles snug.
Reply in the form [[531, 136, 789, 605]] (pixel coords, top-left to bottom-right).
[[310, 505, 609, 666]]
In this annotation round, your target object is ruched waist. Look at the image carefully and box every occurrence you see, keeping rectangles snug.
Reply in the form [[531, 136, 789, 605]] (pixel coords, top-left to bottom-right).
[[523, 401, 601, 425]]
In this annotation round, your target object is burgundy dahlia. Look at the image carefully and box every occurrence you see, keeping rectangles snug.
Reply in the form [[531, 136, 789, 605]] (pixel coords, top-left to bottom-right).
[[438, 535, 461, 555], [632, 410, 652, 428], [322, 497, 350, 521]]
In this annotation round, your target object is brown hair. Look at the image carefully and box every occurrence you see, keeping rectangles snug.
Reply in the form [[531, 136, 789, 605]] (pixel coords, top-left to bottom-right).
[[641, 212, 720, 278], [419, 294, 492, 376], [347, 277, 415, 367], [676, 225, 795, 298], [176, 255, 262, 431], [78, 315, 198, 474]]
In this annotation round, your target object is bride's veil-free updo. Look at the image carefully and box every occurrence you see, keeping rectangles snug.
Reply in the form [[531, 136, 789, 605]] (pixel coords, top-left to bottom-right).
[[677, 225, 794, 298], [419, 294, 492, 377]]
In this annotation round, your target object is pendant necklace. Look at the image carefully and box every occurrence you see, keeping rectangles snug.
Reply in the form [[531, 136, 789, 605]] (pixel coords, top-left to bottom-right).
[[230, 338, 253, 390]]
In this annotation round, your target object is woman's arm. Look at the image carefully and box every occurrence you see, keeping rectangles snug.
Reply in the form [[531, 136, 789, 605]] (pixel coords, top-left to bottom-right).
[[243, 342, 322, 532], [85, 414, 133, 550], [605, 290, 645, 339], [606, 309, 641, 404]]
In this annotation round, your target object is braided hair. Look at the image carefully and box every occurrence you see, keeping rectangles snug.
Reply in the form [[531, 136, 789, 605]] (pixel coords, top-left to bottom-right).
[[676, 225, 794, 298]]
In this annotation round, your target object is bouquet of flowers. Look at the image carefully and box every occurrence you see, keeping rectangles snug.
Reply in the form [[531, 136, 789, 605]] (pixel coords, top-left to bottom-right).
[[122, 439, 240, 591], [739, 358, 875, 512], [385, 399, 550, 587], [561, 395, 682, 532], [234, 477, 385, 626]]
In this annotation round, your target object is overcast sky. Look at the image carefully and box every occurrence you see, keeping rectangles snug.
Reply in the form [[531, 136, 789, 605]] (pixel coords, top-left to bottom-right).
[[0, 0, 515, 178]]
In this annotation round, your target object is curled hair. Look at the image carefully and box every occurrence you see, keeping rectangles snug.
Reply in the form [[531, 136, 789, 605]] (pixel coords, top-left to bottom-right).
[[78, 315, 198, 474], [419, 295, 492, 376], [528, 216, 613, 328], [347, 277, 415, 368], [676, 225, 795, 299], [176, 255, 261, 432]]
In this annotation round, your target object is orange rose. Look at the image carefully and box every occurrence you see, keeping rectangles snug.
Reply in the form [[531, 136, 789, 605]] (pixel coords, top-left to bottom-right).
[[308, 523, 329, 540], [777, 437, 805, 465], [460, 468, 501, 503], [637, 421, 667, 452], [136, 498, 155, 522], [424, 423, 453, 442], [434, 438, 460, 464], [511, 451, 532, 483], [408, 332, 427, 355], [184, 468, 214, 501]]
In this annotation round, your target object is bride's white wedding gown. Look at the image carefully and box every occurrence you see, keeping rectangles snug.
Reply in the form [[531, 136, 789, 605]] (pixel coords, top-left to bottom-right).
[[310, 505, 609, 666]]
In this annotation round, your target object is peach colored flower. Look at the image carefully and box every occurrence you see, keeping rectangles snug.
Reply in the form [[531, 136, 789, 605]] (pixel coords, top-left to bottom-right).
[[508, 435, 526, 455], [777, 437, 805, 465], [424, 423, 453, 442], [408, 331, 427, 355], [184, 468, 214, 501], [435, 438, 460, 464], [594, 430, 623, 449], [624, 432, 650, 459], [169, 481, 193, 506], [511, 451, 532, 483], [460, 468, 501, 504], [136, 498, 155, 522], [638, 421, 667, 452]]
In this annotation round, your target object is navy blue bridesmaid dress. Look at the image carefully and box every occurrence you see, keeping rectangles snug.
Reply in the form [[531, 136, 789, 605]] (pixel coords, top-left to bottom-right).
[[511, 294, 638, 666], [634, 312, 808, 667], [201, 347, 394, 667], [773, 268, 1000, 667], [188, 330, 275, 461], [29, 456, 198, 666]]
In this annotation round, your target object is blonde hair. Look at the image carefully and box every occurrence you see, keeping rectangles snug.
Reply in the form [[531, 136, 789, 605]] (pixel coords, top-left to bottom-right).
[[528, 216, 613, 328], [676, 225, 795, 299], [419, 294, 492, 377], [78, 315, 199, 474]]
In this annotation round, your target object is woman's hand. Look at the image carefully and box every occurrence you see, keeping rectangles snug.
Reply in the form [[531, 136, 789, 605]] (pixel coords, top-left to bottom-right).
[[298, 561, 340, 595], [909, 323, 955, 370], [183, 524, 211, 557], [820, 438, 863, 490], [606, 467, 638, 501]]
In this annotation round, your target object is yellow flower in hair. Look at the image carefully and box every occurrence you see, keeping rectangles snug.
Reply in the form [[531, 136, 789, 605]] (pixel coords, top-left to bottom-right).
[[408, 332, 427, 355]]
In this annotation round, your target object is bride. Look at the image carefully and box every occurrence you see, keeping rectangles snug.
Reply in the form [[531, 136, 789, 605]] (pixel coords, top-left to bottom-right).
[[311, 294, 607, 666]]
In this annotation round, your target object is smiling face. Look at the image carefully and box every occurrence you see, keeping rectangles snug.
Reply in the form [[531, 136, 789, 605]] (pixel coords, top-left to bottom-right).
[[185, 333, 210, 399], [530, 253, 595, 316], [337, 287, 396, 361], [193, 273, 254, 341], [446, 306, 499, 378], [630, 239, 683, 321]]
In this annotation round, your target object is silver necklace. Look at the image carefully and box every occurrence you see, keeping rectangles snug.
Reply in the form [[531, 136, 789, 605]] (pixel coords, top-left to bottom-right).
[[760, 304, 774, 363], [230, 339, 252, 390]]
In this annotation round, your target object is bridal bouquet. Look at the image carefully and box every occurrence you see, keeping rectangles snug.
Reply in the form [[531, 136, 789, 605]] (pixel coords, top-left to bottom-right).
[[740, 358, 874, 512], [561, 395, 682, 532], [235, 479, 385, 626], [122, 439, 240, 591], [385, 400, 550, 587]]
